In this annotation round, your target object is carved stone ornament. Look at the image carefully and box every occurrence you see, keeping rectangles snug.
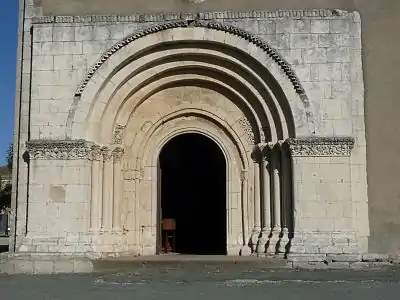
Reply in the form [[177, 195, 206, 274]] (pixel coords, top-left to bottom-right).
[[112, 124, 126, 145], [112, 147, 125, 162], [287, 137, 355, 157], [73, 19, 307, 98], [101, 146, 113, 161], [238, 117, 255, 145], [89, 145, 102, 161], [123, 169, 144, 181], [26, 140, 93, 160]]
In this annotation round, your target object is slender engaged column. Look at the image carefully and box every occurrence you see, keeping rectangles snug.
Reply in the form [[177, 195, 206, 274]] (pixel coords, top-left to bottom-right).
[[262, 143, 273, 233], [240, 170, 251, 256], [90, 146, 102, 231], [272, 145, 282, 233], [253, 161, 261, 232], [112, 148, 124, 232], [102, 147, 114, 231], [251, 153, 262, 251]]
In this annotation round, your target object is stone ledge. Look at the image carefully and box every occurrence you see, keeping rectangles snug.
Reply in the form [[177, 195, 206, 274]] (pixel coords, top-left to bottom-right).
[[31, 9, 356, 24], [0, 253, 395, 275], [0, 253, 93, 274]]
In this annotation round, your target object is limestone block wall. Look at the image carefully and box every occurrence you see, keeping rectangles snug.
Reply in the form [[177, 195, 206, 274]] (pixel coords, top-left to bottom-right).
[[22, 159, 91, 252], [28, 12, 361, 141], [12, 7, 368, 256]]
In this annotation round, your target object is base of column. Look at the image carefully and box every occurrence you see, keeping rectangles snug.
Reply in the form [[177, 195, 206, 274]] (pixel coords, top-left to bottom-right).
[[250, 228, 261, 252], [267, 226, 281, 254], [256, 228, 271, 254], [240, 245, 252, 256], [278, 227, 290, 254]]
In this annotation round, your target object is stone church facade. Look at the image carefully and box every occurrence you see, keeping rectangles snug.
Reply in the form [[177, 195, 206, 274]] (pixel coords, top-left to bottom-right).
[[12, 0, 393, 258]]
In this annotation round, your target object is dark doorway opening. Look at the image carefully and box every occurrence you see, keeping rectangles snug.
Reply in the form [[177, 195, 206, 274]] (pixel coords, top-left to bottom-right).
[[159, 133, 227, 255]]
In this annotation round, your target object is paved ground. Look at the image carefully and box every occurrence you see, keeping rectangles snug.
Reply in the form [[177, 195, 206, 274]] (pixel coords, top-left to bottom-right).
[[1, 262, 400, 300]]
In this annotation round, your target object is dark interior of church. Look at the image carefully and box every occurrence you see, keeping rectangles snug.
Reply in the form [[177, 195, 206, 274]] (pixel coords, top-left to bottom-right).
[[159, 133, 226, 255]]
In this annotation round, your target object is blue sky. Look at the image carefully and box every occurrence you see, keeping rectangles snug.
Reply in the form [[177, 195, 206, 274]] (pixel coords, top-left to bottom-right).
[[0, 1, 18, 165]]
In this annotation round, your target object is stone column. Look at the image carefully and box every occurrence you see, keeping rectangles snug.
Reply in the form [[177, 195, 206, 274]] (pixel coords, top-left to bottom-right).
[[112, 148, 124, 232], [90, 146, 103, 232], [101, 147, 114, 231], [240, 170, 251, 256], [268, 142, 282, 253], [251, 150, 262, 251], [257, 143, 273, 254], [278, 141, 289, 253]]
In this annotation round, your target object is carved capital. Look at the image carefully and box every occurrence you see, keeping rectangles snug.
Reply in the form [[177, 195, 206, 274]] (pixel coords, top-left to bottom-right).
[[240, 170, 248, 181], [112, 147, 124, 163], [287, 137, 355, 157], [89, 145, 102, 161], [26, 139, 93, 160], [101, 146, 113, 161], [112, 124, 126, 145]]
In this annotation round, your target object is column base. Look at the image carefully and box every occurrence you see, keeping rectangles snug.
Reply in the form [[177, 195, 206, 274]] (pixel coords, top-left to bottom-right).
[[256, 228, 271, 254], [278, 227, 290, 254], [240, 245, 252, 256], [267, 226, 281, 254], [250, 228, 261, 252]]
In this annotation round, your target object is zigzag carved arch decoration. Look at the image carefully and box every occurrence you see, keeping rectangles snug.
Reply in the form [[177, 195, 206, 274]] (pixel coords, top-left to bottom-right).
[[74, 19, 308, 100]]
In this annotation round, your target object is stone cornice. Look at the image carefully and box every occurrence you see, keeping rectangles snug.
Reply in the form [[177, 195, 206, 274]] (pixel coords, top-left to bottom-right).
[[286, 137, 355, 157], [26, 139, 123, 160], [72, 20, 307, 98], [31, 9, 354, 24]]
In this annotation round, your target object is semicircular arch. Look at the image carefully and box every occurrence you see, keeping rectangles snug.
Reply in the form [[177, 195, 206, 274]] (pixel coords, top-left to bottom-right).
[[67, 23, 315, 143]]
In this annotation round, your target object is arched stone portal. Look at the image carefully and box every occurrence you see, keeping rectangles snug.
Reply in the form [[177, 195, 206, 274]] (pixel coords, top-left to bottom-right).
[[158, 133, 227, 255], [21, 17, 365, 257]]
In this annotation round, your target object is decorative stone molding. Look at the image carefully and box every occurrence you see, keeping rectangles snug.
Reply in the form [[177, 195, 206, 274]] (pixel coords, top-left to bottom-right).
[[26, 140, 93, 160], [101, 147, 113, 161], [112, 125, 126, 145], [89, 145, 102, 161], [240, 170, 248, 181], [287, 137, 355, 157], [31, 10, 352, 25], [123, 169, 144, 181], [72, 20, 306, 98], [238, 117, 255, 145], [112, 147, 124, 162]]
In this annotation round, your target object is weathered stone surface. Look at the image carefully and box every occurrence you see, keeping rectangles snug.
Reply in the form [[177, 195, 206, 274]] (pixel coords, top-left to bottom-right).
[[0, 254, 94, 275], [362, 253, 389, 262], [327, 254, 362, 262], [12, 7, 368, 258]]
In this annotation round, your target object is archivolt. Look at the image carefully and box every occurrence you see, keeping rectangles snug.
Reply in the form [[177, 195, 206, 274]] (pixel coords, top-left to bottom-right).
[[67, 22, 315, 143], [74, 20, 306, 98]]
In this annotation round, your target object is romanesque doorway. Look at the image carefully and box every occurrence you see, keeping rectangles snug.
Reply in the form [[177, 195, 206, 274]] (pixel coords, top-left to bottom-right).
[[158, 133, 227, 255]]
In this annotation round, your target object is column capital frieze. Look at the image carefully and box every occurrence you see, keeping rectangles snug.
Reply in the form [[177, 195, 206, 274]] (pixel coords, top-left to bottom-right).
[[90, 145, 102, 161], [101, 146, 113, 161], [286, 137, 355, 157], [25, 139, 127, 161], [112, 147, 125, 162], [26, 139, 93, 160], [240, 170, 249, 181]]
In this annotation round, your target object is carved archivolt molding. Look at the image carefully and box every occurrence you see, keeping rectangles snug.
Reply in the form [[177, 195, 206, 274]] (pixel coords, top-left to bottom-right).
[[237, 117, 255, 145], [112, 124, 126, 145], [287, 137, 355, 157], [72, 20, 306, 98], [26, 140, 125, 161]]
